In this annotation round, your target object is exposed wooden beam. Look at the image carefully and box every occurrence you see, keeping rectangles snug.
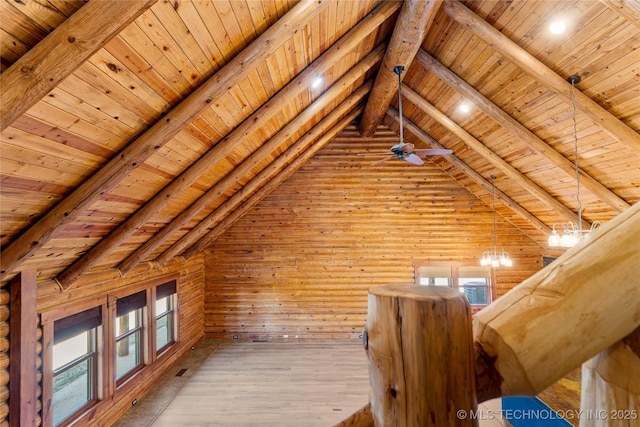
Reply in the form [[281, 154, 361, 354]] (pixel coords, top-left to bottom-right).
[[54, 0, 400, 287], [0, 0, 328, 283], [444, 0, 640, 152], [384, 109, 552, 238], [474, 201, 640, 398], [0, 0, 157, 130], [116, 46, 386, 276], [600, 0, 640, 30], [401, 83, 590, 228], [174, 96, 368, 262], [416, 50, 630, 213], [9, 270, 38, 426], [358, 0, 442, 137]]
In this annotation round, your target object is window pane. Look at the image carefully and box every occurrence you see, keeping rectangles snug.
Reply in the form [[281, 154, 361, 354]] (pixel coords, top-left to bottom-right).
[[155, 296, 170, 316], [116, 330, 141, 380], [53, 358, 91, 425], [53, 332, 88, 369], [116, 311, 139, 336], [459, 286, 489, 305], [156, 313, 173, 351]]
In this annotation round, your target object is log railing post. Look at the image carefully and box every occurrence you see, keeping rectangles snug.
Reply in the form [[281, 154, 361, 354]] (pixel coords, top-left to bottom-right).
[[364, 284, 477, 427], [579, 326, 640, 427]]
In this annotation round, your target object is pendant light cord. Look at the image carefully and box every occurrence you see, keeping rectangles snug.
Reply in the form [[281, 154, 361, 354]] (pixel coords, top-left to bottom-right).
[[491, 175, 497, 256], [395, 66, 405, 145], [570, 78, 582, 233]]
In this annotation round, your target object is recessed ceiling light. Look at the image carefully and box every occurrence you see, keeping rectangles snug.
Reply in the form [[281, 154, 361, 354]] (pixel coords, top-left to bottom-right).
[[549, 20, 566, 34], [311, 77, 323, 89], [458, 103, 471, 113]]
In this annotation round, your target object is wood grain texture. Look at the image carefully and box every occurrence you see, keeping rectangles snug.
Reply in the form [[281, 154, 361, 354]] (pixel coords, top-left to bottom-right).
[[203, 125, 542, 340], [474, 201, 640, 397], [9, 271, 38, 426], [147, 340, 371, 427], [0, 0, 157, 130], [444, 0, 640, 152], [358, 0, 441, 136], [580, 327, 640, 427], [366, 285, 477, 426], [37, 255, 205, 426], [0, 0, 329, 283]]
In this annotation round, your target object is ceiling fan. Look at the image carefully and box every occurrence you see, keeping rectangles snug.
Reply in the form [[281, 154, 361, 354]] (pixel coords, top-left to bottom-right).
[[359, 65, 452, 166]]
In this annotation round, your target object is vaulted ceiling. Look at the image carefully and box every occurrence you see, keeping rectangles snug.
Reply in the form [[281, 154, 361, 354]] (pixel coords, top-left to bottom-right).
[[1, 0, 639, 289]]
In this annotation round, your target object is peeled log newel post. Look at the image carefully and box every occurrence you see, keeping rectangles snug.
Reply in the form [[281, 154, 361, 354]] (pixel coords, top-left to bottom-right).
[[364, 284, 478, 427]]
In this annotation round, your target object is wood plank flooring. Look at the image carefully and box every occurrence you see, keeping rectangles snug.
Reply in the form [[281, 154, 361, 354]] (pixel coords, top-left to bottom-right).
[[115, 339, 518, 426], [118, 339, 372, 426]]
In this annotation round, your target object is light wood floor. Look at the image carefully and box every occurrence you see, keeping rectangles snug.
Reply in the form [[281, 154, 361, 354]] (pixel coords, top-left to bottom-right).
[[115, 339, 513, 426], [117, 339, 371, 426]]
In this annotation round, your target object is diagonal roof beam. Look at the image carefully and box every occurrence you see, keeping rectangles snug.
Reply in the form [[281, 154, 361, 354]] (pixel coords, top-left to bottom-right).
[[166, 89, 371, 263], [0, 0, 328, 282], [54, 0, 401, 288], [599, 0, 640, 30], [0, 0, 158, 130], [416, 50, 630, 213], [358, 0, 442, 137], [444, 0, 640, 152], [114, 46, 386, 277], [402, 83, 590, 228], [384, 109, 552, 238]]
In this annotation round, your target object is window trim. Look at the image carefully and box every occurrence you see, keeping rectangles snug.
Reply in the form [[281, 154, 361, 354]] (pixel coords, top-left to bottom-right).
[[154, 280, 177, 355], [114, 303, 145, 386], [155, 295, 176, 355], [41, 295, 106, 427]]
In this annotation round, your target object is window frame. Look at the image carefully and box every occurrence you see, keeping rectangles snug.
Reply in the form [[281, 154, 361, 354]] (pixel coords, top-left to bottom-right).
[[414, 262, 496, 309], [41, 296, 106, 427], [52, 328, 99, 426], [114, 298, 146, 386], [154, 280, 177, 355]]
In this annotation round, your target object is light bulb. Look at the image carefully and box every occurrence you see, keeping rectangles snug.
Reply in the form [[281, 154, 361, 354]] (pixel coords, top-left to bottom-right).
[[549, 21, 566, 34]]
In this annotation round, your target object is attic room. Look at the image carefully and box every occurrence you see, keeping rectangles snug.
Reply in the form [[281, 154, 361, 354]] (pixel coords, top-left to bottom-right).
[[1, 0, 639, 425]]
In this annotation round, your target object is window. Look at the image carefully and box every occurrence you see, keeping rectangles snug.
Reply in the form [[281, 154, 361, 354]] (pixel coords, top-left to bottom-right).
[[52, 307, 101, 426], [457, 267, 491, 306], [155, 280, 177, 354], [115, 290, 146, 383], [416, 264, 493, 308]]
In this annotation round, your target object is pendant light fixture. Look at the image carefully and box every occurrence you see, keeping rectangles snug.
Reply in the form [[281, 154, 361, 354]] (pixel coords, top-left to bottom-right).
[[480, 175, 512, 268], [547, 74, 601, 247]]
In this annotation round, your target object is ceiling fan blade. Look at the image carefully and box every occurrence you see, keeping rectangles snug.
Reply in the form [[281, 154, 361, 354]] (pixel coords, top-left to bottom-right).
[[413, 149, 453, 156], [404, 154, 424, 165], [371, 155, 395, 166], [399, 142, 415, 153]]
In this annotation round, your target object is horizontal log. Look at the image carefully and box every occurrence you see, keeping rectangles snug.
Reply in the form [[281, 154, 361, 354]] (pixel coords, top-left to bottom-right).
[[474, 202, 640, 400]]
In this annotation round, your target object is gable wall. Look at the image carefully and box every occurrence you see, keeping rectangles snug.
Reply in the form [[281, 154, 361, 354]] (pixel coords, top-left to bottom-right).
[[204, 134, 545, 339]]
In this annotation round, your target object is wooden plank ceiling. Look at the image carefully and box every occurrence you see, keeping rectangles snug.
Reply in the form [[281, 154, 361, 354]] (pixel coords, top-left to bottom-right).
[[1, 0, 639, 288]]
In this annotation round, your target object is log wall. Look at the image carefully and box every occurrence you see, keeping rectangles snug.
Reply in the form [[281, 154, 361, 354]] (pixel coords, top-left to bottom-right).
[[34, 255, 205, 426], [204, 127, 544, 339], [0, 285, 8, 427]]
